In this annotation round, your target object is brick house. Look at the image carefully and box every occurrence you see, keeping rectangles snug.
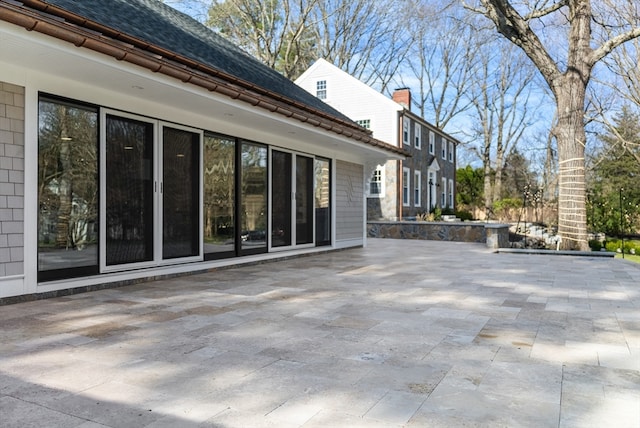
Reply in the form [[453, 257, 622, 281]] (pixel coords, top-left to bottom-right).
[[296, 59, 458, 220]]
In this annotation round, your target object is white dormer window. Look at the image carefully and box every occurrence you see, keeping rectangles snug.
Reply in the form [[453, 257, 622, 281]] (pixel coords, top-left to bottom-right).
[[316, 80, 327, 99], [414, 124, 421, 149], [357, 119, 371, 129]]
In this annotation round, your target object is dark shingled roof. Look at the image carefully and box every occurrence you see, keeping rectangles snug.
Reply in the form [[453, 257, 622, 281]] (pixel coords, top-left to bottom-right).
[[38, 0, 354, 123]]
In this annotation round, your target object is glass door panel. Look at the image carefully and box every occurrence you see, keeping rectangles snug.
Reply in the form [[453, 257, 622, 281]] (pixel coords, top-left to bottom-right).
[[105, 115, 154, 265], [314, 158, 331, 246], [241, 142, 267, 254], [37, 97, 99, 280], [295, 155, 314, 245], [271, 150, 292, 248], [203, 134, 235, 259], [162, 127, 200, 259]]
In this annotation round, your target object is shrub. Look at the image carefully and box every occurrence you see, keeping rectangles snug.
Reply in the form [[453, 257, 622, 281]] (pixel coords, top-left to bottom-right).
[[588, 239, 602, 251], [605, 240, 621, 253], [429, 207, 442, 221], [456, 210, 473, 221], [605, 239, 638, 254]]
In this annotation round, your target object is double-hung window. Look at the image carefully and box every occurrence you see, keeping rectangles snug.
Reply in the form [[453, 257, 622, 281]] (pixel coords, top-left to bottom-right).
[[369, 166, 384, 197], [441, 178, 447, 206], [414, 124, 421, 149], [316, 80, 327, 100], [414, 171, 421, 206], [403, 167, 410, 206], [429, 131, 435, 154], [449, 179, 454, 207], [448, 141, 454, 162], [442, 138, 447, 160], [403, 119, 410, 145], [402, 117, 410, 144]]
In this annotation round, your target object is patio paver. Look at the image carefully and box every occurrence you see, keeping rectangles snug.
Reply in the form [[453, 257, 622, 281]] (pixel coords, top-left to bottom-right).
[[1, 239, 639, 427]]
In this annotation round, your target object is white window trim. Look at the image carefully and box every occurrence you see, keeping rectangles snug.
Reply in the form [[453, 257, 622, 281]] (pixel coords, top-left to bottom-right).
[[403, 167, 410, 206], [442, 138, 447, 160], [448, 178, 454, 207], [414, 170, 421, 207], [448, 141, 454, 162], [414, 123, 421, 149], [428, 170, 436, 209], [441, 177, 447, 207], [316, 80, 327, 99], [429, 131, 435, 155], [357, 119, 371, 130], [403, 119, 409, 146], [367, 165, 385, 198]]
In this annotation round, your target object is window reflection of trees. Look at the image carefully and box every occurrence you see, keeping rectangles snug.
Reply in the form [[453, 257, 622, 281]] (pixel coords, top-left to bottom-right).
[[241, 143, 267, 247], [203, 135, 235, 253], [38, 98, 98, 272]]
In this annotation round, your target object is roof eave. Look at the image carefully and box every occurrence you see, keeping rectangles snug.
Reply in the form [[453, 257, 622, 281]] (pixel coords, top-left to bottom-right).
[[1, 0, 408, 158]]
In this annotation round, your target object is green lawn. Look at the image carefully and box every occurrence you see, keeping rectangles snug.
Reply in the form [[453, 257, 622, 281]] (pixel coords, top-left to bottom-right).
[[615, 253, 640, 263]]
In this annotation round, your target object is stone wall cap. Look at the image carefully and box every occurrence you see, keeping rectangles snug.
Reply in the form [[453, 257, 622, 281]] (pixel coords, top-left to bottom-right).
[[484, 223, 510, 229], [497, 248, 615, 257]]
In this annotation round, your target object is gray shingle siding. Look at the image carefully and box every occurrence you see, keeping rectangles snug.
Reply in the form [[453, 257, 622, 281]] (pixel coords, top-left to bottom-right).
[[336, 160, 364, 241], [0, 82, 24, 277]]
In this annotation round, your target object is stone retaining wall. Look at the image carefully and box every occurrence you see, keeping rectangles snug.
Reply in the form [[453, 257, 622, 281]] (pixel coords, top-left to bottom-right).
[[367, 221, 509, 249]]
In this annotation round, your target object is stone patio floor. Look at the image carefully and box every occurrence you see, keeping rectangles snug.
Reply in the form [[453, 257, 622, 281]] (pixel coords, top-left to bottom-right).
[[1, 239, 639, 427]]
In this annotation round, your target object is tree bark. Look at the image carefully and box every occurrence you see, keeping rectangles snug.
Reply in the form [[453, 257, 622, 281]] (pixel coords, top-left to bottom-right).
[[553, 79, 588, 249]]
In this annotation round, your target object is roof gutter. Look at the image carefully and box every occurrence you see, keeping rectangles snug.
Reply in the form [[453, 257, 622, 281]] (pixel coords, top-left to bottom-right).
[[0, 0, 408, 157]]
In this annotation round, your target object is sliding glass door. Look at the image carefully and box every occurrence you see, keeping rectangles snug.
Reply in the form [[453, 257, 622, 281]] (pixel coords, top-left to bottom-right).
[[102, 112, 202, 269], [162, 126, 200, 259], [241, 142, 268, 255], [271, 150, 292, 248], [270, 150, 315, 250], [104, 114, 154, 266], [37, 96, 99, 281], [314, 157, 331, 246], [295, 155, 314, 245]]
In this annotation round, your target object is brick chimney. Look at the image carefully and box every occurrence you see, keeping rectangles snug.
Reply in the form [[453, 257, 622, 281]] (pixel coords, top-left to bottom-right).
[[393, 88, 411, 109]]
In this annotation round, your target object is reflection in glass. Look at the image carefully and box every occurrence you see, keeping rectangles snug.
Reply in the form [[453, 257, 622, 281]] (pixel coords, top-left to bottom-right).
[[203, 134, 235, 257], [241, 142, 267, 253], [38, 97, 98, 278], [105, 115, 154, 265], [163, 127, 199, 259], [315, 158, 331, 246], [296, 155, 314, 245], [271, 150, 292, 247]]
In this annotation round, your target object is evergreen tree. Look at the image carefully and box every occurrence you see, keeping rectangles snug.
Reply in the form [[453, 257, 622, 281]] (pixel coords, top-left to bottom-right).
[[588, 105, 640, 235], [456, 165, 484, 209]]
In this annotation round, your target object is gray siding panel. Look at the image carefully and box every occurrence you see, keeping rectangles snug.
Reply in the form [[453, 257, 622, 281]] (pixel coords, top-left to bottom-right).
[[0, 82, 24, 277], [335, 160, 364, 241]]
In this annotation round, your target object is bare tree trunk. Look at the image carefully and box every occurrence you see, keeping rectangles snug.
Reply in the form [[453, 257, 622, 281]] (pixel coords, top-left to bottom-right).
[[553, 79, 588, 249], [482, 137, 492, 218], [469, 0, 640, 250]]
